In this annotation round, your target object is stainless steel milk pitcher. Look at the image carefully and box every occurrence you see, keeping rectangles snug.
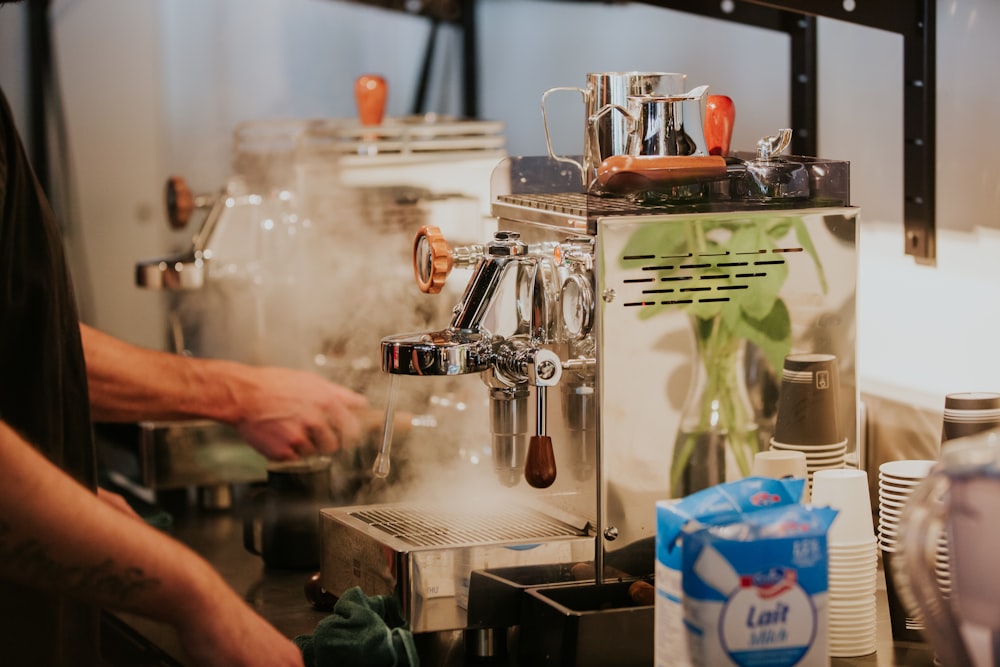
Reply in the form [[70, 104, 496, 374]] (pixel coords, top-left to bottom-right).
[[541, 71, 687, 191]]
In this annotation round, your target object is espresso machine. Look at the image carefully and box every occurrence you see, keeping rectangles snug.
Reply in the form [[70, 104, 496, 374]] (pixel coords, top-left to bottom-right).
[[319, 128, 859, 659]]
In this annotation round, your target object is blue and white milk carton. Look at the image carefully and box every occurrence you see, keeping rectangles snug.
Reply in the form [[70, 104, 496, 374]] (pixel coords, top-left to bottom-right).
[[654, 477, 807, 667], [681, 503, 838, 667]]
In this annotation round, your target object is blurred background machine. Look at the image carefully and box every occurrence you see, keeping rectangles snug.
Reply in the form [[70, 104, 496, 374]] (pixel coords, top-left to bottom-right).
[[101, 79, 506, 508]]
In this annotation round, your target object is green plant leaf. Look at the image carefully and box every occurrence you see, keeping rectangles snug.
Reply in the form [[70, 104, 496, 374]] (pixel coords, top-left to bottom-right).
[[731, 298, 792, 374], [619, 213, 821, 374], [793, 217, 828, 294]]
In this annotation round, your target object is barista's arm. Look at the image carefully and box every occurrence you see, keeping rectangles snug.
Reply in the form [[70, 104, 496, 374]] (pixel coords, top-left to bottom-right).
[[79, 323, 368, 461], [0, 420, 304, 667]]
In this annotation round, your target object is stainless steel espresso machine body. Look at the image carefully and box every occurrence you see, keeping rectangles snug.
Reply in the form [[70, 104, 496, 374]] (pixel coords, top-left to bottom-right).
[[320, 151, 860, 644]]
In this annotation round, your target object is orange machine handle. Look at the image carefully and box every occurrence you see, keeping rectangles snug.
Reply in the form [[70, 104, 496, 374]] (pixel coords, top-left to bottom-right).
[[165, 175, 194, 230], [413, 225, 454, 294], [355, 74, 388, 127], [704, 95, 735, 157]]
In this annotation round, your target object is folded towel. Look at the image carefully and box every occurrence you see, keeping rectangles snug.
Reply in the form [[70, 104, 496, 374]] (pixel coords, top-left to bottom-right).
[[294, 587, 419, 667]]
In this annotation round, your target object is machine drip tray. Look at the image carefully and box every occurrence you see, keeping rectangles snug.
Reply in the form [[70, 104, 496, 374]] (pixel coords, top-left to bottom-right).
[[518, 580, 654, 667], [320, 502, 595, 634]]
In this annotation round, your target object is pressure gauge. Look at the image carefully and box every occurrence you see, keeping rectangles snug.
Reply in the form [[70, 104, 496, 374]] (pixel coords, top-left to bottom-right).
[[560, 273, 594, 339]]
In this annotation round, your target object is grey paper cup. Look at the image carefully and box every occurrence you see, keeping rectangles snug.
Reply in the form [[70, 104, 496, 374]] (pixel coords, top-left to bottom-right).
[[772, 353, 842, 446], [941, 392, 1000, 443]]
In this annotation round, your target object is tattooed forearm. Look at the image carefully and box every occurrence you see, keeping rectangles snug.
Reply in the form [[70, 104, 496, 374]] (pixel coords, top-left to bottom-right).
[[0, 521, 161, 603]]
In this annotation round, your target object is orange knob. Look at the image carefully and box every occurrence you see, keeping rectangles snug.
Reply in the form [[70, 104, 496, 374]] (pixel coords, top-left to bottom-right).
[[165, 175, 194, 230], [705, 95, 736, 157], [354, 74, 388, 127], [413, 225, 453, 294]]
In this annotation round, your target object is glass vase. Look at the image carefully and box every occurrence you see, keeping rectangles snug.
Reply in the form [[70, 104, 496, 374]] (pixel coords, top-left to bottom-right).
[[670, 316, 761, 498]]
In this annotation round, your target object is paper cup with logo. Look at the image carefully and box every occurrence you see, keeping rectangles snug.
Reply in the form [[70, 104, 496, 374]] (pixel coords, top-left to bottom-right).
[[772, 353, 842, 447]]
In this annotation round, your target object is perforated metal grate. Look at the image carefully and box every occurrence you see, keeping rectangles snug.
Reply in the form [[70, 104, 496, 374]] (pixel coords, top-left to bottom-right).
[[350, 504, 584, 548], [497, 192, 635, 218]]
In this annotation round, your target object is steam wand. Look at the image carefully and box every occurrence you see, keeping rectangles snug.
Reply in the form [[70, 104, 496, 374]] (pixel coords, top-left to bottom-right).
[[372, 375, 399, 479]]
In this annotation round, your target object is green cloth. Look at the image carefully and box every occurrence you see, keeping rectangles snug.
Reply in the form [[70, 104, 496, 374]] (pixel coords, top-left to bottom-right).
[[295, 587, 419, 667]]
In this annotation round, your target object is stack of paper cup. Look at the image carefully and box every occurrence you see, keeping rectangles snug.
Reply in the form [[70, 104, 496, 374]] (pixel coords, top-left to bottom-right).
[[811, 468, 878, 657], [770, 354, 846, 493], [878, 459, 941, 643], [942, 392, 1000, 442]]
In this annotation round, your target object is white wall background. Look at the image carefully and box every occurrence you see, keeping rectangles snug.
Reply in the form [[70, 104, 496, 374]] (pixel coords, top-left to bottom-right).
[[1, 0, 998, 411]]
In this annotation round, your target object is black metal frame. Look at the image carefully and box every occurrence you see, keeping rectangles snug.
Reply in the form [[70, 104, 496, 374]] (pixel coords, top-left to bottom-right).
[[643, 0, 935, 259], [25, 0, 933, 257], [453, 0, 937, 259]]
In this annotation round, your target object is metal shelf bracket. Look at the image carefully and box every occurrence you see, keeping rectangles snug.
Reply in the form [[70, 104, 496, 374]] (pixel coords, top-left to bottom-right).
[[640, 0, 937, 260]]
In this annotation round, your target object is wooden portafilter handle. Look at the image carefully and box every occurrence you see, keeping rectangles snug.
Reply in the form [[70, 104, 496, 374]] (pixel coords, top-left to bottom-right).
[[525, 385, 557, 489], [354, 74, 388, 127], [525, 435, 556, 488], [704, 95, 735, 157]]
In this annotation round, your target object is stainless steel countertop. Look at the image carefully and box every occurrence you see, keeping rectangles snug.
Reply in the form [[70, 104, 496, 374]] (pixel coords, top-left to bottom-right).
[[110, 495, 937, 667]]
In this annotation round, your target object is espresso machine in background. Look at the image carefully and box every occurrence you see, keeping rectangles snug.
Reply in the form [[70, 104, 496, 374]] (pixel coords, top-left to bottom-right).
[[319, 114, 861, 659], [108, 77, 506, 505]]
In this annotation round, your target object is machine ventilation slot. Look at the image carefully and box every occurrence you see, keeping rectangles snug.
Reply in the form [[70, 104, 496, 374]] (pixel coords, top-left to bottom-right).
[[620, 246, 801, 308], [350, 504, 584, 548]]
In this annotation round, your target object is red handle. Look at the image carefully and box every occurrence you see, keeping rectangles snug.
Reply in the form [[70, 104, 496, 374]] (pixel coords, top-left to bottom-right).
[[354, 74, 388, 126], [704, 95, 735, 157]]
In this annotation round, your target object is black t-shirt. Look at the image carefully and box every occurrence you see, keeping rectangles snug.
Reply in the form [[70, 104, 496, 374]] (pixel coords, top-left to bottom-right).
[[0, 88, 100, 665]]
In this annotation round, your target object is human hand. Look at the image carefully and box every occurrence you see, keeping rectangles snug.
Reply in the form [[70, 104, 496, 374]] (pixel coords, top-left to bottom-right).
[[233, 366, 368, 461]]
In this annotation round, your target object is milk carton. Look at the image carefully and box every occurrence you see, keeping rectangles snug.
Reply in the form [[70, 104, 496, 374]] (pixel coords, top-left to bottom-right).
[[654, 477, 807, 667], [682, 504, 838, 666]]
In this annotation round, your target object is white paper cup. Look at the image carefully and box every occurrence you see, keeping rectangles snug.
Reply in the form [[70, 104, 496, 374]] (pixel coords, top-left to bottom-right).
[[878, 459, 936, 480], [828, 543, 878, 555], [828, 545, 878, 558], [752, 449, 808, 480], [830, 623, 878, 634], [878, 496, 909, 510], [832, 564, 878, 576], [829, 575, 876, 586], [811, 469, 875, 546], [878, 475, 923, 488]]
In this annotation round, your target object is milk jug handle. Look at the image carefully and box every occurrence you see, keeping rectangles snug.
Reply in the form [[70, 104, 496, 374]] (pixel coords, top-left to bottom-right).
[[587, 103, 631, 157], [541, 86, 587, 181], [896, 471, 972, 667]]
